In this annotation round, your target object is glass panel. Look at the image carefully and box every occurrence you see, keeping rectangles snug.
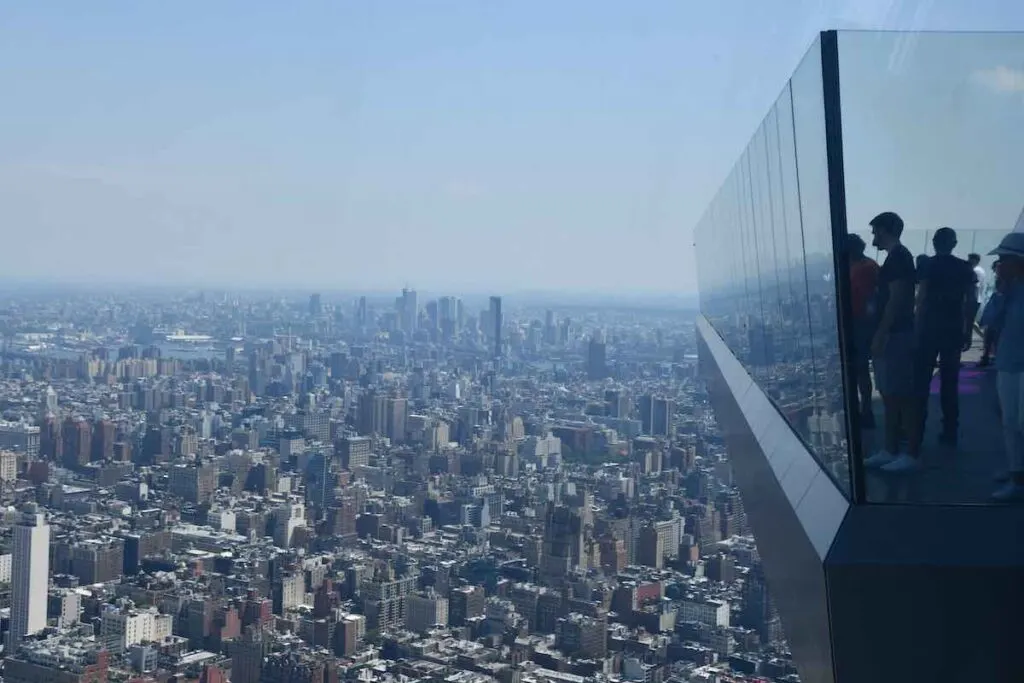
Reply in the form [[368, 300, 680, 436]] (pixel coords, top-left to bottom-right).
[[695, 37, 852, 498], [839, 31, 1024, 505], [790, 40, 851, 494], [773, 82, 817, 453]]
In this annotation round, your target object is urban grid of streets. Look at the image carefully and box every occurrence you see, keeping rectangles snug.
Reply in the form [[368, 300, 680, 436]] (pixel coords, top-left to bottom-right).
[[0, 286, 797, 683]]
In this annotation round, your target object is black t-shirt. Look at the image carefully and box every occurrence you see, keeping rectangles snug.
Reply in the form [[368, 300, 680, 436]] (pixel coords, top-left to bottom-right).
[[920, 253, 976, 339], [876, 243, 916, 333]]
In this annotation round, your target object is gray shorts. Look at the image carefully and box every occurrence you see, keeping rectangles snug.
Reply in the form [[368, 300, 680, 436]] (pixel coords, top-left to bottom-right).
[[873, 331, 916, 397]]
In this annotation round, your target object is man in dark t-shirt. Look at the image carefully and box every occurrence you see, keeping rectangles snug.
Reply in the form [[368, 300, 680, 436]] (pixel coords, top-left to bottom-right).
[[914, 227, 976, 446], [864, 211, 921, 473]]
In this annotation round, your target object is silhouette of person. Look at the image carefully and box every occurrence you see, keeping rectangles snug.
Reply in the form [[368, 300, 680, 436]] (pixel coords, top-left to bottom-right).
[[863, 212, 921, 473], [980, 259, 1006, 368], [847, 234, 879, 428], [912, 227, 976, 447], [984, 232, 1024, 501]]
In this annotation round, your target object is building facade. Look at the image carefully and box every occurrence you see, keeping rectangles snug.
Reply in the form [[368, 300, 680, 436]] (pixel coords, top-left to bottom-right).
[[10, 504, 50, 646]]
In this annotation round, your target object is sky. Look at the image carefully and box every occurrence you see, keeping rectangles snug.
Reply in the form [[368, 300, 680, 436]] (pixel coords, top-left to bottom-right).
[[1, 1, 1023, 295]]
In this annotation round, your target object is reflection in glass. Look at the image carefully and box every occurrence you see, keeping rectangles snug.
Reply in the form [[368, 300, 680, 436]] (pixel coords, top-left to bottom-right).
[[696, 36, 852, 497], [839, 31, 1024, 504]]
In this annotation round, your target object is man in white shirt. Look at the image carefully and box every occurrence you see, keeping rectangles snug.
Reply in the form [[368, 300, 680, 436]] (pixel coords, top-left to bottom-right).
[[968, 253, 987, 329]]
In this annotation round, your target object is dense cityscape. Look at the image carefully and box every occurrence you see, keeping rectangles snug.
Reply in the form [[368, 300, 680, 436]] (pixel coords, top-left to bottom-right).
[[0, 287, 796, 683]]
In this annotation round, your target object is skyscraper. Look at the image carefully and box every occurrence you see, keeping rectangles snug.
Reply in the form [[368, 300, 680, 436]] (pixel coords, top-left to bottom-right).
[[385, 397, 408, 444], [489, 296, 502, 359], [638, 395, 674, 437], [356, 296, 368, 327], [10, 504, 49, 646], [544, 309, 556, 345], [587, 335, 607, 380], [399, 288, 418, 334]]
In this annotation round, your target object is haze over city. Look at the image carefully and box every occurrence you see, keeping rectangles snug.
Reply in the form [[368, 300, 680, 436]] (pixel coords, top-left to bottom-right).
[[3, 1, 1022, 293]]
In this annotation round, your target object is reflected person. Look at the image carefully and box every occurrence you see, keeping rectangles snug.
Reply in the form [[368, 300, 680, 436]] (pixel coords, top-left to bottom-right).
[[864, 212, 921, 473], [985, 233, 1024, 501], [968, 252, 987, 331], [847, 234, 879, 428], [912, 227, 976, 447], [915, 254, 930, 284], [980, 259, 1005, 368]]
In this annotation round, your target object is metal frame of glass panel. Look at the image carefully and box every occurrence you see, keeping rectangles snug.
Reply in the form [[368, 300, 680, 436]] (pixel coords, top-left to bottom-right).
[[819, 31, 865, 503]]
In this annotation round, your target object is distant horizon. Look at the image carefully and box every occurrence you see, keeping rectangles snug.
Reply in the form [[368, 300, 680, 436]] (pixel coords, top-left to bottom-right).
[[3, 3, 1021, 292], [0, 277, 698, 307]]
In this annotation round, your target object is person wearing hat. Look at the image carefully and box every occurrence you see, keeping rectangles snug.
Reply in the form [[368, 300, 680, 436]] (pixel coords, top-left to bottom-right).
[[986, 231, 1024, 501], [979, 259, 1006, 368]]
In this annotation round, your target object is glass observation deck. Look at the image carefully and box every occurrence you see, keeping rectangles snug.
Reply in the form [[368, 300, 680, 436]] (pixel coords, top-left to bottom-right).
[[695, 31, 1024, 506]]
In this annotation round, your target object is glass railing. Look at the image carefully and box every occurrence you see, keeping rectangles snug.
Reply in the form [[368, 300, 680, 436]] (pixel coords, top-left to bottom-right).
[[840, 31, 1024, 505], [697, 30, 1024, 505], [696, 36, 852, 497]]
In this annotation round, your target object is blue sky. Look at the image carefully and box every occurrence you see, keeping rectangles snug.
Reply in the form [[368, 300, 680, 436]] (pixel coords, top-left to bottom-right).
[[1, 1, 1022, 294]]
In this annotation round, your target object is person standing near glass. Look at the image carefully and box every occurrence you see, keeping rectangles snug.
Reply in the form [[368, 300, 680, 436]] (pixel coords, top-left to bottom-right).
[[968, 253, 987, 331], [985, 233, 1024, 501], [864, 212, 921, 473], [912, 228, 976, 447], [847, 234, 880, 429], [980, 259, 1005, 368]]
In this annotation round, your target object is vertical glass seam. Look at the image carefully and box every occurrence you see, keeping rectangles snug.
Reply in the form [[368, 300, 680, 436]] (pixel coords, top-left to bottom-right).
[[820, 31, 865, 505]]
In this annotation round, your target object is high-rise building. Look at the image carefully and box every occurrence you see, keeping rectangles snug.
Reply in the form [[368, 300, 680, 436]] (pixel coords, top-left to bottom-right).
[[358, 390, 387, 437], [168, 461, 218, 504], [91, 419, 116, 462], [361, 563, 417, 633], [308, 292, 322, 317], [636, 525, 663, 569], [356, 296, 368, 326], [541, 504, 584, 580], [544, 309, 557, 345], [489, 296, 502, 359], [231, 625, 269, 683], [0, 421, 40, 459], [405, 590, 449, 633], [384, 397, 408, 444], [638, 395, 674, 437], [61, 417, 91, 470], [438, 296, 460, 340], [587, 335, 607, 380], [335, 435, 371, 470], [10, 504, 49, 646], [604, 390, 630, 419], [449, 585, 485, 626], [0, 450, 17, 483], [398, 288, 418, 333]]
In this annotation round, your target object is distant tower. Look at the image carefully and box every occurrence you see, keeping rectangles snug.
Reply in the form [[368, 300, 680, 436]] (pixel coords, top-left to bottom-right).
[[400, 288, 419, 333], [489, 296, 502, 359], [587, 333, 607, 380], [10, 504, 49, 647], [308, 293, 322, 317]]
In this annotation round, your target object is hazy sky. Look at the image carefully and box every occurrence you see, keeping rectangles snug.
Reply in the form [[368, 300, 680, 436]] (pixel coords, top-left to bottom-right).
[[1, 2, 1022, 294]]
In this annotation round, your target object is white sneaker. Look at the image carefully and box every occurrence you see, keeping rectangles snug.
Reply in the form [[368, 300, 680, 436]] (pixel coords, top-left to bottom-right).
[[991, 481, 1024, 502], [864, 450, 897, 468], [881, 454, 922, 473]]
